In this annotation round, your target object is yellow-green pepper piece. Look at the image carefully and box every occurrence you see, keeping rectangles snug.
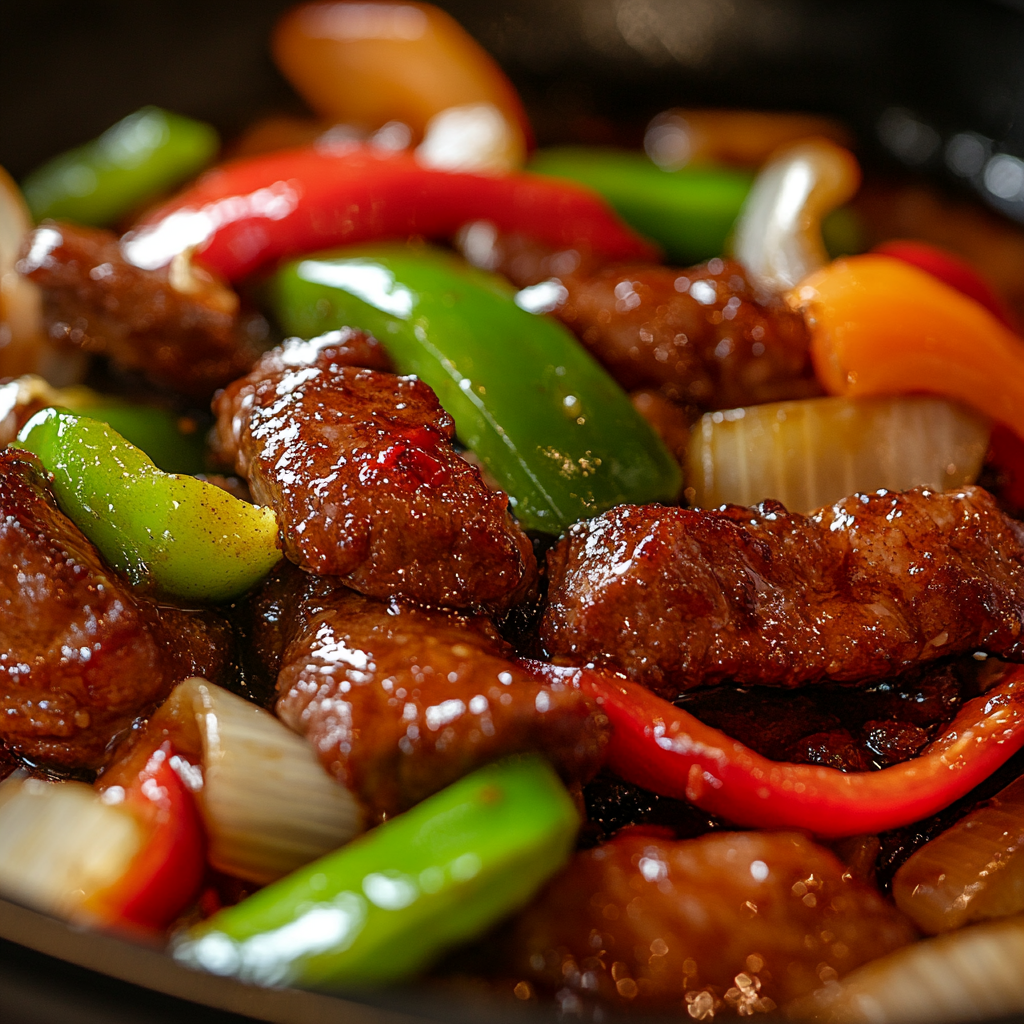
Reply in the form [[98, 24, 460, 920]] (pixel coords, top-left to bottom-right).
[[172, 757, 578, 988], [15, 408, 280, 602], [22, 106, 218, 227]]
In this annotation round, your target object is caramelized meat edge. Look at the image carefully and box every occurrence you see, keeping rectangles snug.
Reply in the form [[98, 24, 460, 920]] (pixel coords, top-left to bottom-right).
[[214, 332, 537, 613], [473, 232, 819, 411], [0, 449, 232, 768], [256, 566, 607, 821], [17, 221, 262, 397], [494, 831, 915, 1011], [541, 487, 1024, 694]]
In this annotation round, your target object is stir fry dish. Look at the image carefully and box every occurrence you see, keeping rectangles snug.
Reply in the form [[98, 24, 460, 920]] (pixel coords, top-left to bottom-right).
[[4, 4, 1024, 1022]]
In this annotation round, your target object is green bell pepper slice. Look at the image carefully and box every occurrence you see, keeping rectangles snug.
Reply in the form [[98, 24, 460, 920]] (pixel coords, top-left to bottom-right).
[[75, 405, 207, 475], [22, 106, 218, 227], [15, 408, 280, 602], [529, 146, 754, 264], [270, 244, 680, 533], [172, 756, 578, 988], [529, 146, 863, 265]]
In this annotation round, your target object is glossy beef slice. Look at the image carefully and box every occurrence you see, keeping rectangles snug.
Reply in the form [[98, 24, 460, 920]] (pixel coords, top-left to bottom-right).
[[213, 333, 536, 612], [541, 486, 1024, 695], [500, 831, 915, 1012], [268, 570, 608, 821], [478, 231, 818, 411], [0, 449, 232, 768], [17, 221, 262, 397]]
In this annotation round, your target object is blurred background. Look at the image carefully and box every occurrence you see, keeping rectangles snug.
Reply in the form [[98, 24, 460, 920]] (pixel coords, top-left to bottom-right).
[[4, 0, 1024, 221]]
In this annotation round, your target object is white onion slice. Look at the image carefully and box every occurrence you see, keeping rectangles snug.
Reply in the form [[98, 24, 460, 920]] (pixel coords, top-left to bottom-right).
[[893, 775, 1024, 934], [176, 678, 364, 884], [0, 776, 142, 920], [733, 138, 860, 295], [416, 102, 525, 173], [686, 394, 990, 513], [789, 916, 1024, 1023]]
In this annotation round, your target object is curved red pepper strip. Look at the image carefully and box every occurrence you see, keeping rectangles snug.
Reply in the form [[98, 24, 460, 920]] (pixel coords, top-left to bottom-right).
[[524, 661, 1024, 838], [89, 742, 205, 930], [123, 144, 657, 281], [872, 239, 1017, 330]]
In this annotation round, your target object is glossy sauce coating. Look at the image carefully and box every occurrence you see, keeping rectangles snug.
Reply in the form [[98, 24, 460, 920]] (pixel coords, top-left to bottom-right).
[[481, 232, 819, 410], [214, 333, 536, 612], [499, 830, 915, 1013], [261, 567, 607, 821], [0, 449, 232, 768], [542, 486, 1024, 694], [17, 221, 262, 397]]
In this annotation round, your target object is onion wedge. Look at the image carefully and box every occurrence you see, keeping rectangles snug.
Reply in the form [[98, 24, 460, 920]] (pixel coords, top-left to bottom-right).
[[788, 916, 1024, 1023], [686, 394, 989, 512], [175, 678, 364, 884], [733, 139, 860, 295], [0, 777, 143, 920], [893, 774, 1024, 934]]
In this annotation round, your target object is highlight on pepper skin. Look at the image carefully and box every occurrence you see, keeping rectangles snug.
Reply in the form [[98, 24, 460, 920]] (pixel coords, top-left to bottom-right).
[[2, 2, 1024, 1022]]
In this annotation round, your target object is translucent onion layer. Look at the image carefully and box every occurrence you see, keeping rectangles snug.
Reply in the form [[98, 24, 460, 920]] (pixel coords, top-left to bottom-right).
[[176, 678, 364, 885], [789, 916, 1024, 1024], [0, 777, 142, 919], [686, 394, 990, 513], [893, 775, 1024, 934]]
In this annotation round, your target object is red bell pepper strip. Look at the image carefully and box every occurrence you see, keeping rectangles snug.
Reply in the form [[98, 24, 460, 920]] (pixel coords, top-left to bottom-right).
[[872, 239, 1016, 330], [122, 144, 658, 281], [89, 741, 205, 930], [524, 661, 1024, 838]]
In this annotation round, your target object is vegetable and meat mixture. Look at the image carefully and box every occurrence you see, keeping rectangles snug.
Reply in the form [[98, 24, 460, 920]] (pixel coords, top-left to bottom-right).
[[2, 3, 1024, 1021]]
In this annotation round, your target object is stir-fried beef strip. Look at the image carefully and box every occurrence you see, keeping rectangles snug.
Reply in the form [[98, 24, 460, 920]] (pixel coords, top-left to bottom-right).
[[0, 448, 233, 769], [252, 564, 607, 822], [16, 221, 263, 398], [541, 486, 1024, 696], [463, 229, 820, 411], [494, 830, 915, 1013], [213, 332, 537, 612]]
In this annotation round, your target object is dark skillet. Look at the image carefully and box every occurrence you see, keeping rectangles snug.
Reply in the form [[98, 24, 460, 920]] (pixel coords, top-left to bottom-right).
[[2, 1, 1024, 1021]]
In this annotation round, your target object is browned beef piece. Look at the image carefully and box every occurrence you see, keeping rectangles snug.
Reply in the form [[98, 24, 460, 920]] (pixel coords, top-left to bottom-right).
[[210, 329, 392, 466], [213, 335, 536, 612], [0, 449, 233, 769], [16, 221, 262, 397], [496, 831, 915, 1013], [541, 487, 1024, 696], [267, 567, 607, 821], [470, 231, 819, 410]]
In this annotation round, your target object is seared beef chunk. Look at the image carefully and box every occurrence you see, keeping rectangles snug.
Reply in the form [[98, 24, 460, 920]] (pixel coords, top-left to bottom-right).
[[17, 221, 262, 398], [210, 329, 392, 465], [541, 487, 1024, 695], [261, 566, 607, 821], [496, 831, 915, 1013], [0, 449, 232, 769], [472, 231, 819, 410], [214, 333, 536, 612]]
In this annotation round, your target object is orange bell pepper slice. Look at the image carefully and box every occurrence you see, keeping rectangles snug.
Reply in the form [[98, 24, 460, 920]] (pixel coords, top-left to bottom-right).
[[793, 253, 1024, 442]]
